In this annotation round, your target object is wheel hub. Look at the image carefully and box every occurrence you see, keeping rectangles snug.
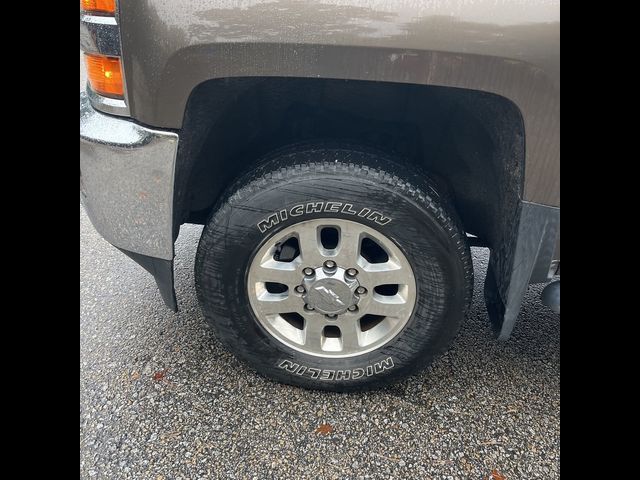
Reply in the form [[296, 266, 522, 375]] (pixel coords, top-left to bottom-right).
[[302, 267, 359, 315]]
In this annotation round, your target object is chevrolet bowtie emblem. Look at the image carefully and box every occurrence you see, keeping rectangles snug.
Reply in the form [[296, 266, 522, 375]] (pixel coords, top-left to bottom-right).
[[314, 286, 345, 306]]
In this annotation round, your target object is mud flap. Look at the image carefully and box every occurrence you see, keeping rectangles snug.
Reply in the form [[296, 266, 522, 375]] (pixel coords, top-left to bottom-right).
[[484, 201, 559, 340], [118, 248, 178, 312]]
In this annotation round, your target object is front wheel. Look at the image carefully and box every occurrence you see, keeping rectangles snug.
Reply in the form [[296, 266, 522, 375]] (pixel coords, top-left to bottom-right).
[[195, 145, 473, 391]]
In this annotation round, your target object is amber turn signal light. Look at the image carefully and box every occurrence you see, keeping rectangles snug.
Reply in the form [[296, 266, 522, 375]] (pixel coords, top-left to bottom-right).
[[80, 0, 116, 14], [85, 53, 124, 98]]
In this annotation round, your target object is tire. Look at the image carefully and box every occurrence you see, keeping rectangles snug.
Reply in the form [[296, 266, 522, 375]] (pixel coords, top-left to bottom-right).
[[195, 145, 473, 392]]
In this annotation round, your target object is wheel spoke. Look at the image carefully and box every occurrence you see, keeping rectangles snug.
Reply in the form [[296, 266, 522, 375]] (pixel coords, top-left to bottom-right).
[[303, 317, 326, 348], [296, 226, 325, 266], [362, 261, 408, 286], [367, 295, 407, 318], [334, 222, 362, 266], [339, 320, 362, 351], [254, 258, 301, 286], [255, 292, 303, 315]]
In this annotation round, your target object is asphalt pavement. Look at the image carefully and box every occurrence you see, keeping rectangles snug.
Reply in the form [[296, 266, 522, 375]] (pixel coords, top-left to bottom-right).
[[80, 205, 559, 480], [80, 53, 559, 479]]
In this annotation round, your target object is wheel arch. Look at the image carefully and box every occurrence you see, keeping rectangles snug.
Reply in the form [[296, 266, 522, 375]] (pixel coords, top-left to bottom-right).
[[170, 77, 556, 339]]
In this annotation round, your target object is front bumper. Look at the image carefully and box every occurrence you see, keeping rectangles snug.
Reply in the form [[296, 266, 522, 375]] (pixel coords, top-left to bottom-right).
[[80, 92, 179, 309]]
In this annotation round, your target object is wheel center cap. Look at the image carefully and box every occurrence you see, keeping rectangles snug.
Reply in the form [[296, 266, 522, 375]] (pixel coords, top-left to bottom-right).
[[302, 267, 359, 315]]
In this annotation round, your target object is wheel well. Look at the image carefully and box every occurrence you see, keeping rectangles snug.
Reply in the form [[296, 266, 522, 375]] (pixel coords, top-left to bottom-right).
[[173, 77, 524, 249]]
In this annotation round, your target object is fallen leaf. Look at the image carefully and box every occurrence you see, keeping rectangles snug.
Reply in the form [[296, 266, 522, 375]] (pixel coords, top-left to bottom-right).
[[130, 371, 140, 381], [372, 452, 400, 462], [480, 439, 502, 446], [160, 430, 181, 442], [491, 469, 506, 480], [152, 370, 167, 381], [315, 423, 334, 435]]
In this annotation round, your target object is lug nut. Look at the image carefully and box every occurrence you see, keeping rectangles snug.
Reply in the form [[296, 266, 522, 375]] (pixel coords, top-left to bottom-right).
[[303, 267, 314, 277], [346, 268, 358, 277], [347, 305, 358, 312], [323, 260, 337, 272], [304, 304, 315, 311], [356, 286, 367, 295], [295, 285, 306, 294], [326, 313, 338, 319]]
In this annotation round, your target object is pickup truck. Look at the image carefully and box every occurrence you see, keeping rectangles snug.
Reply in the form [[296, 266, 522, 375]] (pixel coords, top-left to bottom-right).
[[80, 0, 560, 391]]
